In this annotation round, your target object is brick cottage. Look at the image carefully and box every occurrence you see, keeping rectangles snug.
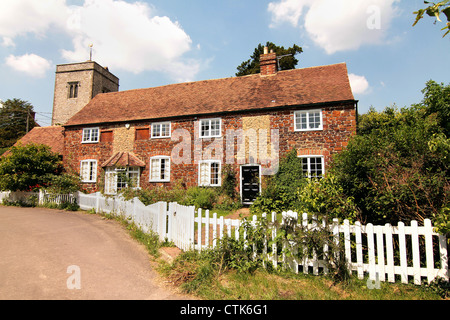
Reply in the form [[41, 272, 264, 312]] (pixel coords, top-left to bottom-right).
[[14, 48, 357, 204], [60, 48, 357, 204]]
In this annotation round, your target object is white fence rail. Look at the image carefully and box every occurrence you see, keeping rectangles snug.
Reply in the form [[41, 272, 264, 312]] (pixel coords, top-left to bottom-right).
[[77, 192, 195, 250], [1, 190, 448, 285], [194, 209, 449, 286]]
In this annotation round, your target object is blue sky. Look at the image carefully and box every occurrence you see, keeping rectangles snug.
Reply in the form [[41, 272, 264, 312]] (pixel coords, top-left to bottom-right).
[[0, 0, 449, 127]]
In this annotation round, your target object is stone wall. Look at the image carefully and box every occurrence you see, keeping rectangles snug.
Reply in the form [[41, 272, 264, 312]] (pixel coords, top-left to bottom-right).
[[52, 61, 119, 126]]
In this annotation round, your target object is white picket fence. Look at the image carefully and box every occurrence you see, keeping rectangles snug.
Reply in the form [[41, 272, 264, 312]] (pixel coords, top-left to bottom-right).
[[1, 190, 448, 285], [0, 190, 76, 205], [77, 192, 196, 251], [194, 209, 449, 286]]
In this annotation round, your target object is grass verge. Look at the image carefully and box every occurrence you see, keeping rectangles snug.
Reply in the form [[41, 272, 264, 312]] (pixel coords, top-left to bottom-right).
[[96, 209, 448, 300], [157, 249, 445, 300]]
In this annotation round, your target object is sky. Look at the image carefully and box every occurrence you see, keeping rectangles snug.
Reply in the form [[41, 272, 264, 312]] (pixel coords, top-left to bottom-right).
[[0, 0, 449, 127]]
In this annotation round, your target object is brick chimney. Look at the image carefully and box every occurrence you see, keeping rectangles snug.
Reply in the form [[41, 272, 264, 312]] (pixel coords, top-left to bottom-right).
[[260, 46, 277, 76]]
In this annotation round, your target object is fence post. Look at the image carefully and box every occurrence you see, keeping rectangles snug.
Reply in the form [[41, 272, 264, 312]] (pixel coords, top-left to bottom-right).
[[343, 219, 351, 271], [205, 209, 210, 248], [95, 192, 100, 213], [355, 221, 363, 279], [438, 233, 449, 281], [272, 212, 278, 269], [411, 220, 421, 285], [366, 223, 377, 282], [212, 212, 218, 248], [197, 208, 202, 251], [375, 225, 386, 283], [398, 221, 408, 284], [424, 219, 435, 284], [38, 189, 44, 206]]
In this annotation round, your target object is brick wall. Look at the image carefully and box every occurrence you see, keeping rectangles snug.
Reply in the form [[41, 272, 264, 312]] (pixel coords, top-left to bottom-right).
[[63, 102, 356, 192]]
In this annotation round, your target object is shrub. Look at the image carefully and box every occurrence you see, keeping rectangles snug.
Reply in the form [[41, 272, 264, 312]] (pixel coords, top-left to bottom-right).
[[181, 187, 217, 210], [250, 148, 307, 215], [295, 174, 362, 223], [0, 143, 63, 192], [45, 173, 80, 194]]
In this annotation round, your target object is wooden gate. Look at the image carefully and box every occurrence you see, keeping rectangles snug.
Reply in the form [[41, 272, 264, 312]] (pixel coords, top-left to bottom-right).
[[165, 202, 196, 251]]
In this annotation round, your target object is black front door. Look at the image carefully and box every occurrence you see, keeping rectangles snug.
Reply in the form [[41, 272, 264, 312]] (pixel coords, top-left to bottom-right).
[[241, 166, 260, 204]]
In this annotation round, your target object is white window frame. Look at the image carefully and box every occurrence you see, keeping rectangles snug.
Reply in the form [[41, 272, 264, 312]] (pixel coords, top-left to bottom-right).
[[151, 122, 171, 139], [80, 160, 98, 183], [82, 127, 100, 143], [294, 109, 323, 132], [149, 156, 171, 182], [104, 167, 141, 195], [298, 155, 325, 179], [199, 118, 222, 138], [198, 160, 221, 187]]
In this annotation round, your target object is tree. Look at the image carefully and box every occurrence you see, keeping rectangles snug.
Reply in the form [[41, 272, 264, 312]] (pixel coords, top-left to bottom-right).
[[414, 80, 450, 137], [331, 100, 449, 227], [236, 42, 303, 77], [413, 0, 450, 37], [0, 99, 37, 150], [0, 144, 63, 192]]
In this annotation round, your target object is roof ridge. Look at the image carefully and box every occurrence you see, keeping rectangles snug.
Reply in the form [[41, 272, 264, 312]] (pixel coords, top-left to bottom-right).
[[102, 63, 348, 95]]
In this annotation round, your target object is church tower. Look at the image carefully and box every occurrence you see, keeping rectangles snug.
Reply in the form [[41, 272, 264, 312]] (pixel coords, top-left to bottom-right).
[[51, 61, 119, 125]]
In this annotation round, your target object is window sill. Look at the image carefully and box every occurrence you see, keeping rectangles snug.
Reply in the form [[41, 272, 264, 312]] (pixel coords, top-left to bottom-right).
[[294, 128, 323, 132]]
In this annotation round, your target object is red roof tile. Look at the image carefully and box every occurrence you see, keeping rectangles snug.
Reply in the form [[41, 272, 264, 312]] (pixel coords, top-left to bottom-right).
[[10, 126, 65, 154], [64, 63, 355, 126], [101, 152, 146, 168]]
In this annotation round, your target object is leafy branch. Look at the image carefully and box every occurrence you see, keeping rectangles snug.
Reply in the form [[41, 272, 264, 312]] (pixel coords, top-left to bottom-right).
[[413, 0, 450, 37]]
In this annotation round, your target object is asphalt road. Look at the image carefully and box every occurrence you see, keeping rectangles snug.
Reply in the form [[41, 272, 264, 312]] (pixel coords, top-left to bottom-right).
[[0, 206, 192, 300]]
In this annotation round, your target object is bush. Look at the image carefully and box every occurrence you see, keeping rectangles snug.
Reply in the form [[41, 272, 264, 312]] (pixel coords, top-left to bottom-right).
[[331, 104, 449, 226], [181, 187, 217, 210], [0, 143, 63, 192], [295, 174, 361, 223], [250, 149, 307, 215], [45, 173, 80, 194]]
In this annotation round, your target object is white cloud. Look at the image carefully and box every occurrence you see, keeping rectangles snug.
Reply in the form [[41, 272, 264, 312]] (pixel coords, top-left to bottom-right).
[[268, 0, 400, 54], [0, 0, 200, 81], [62, 0, 197, 79], [5, 54, 52, 78], [1, 37, 15, 47], [348, 73, 370, 95], [0, 0, 68, 44], [268, 0, 310, 28]]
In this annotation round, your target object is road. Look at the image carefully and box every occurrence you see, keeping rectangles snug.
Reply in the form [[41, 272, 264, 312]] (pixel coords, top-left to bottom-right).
[[0, 206, 192, 300]]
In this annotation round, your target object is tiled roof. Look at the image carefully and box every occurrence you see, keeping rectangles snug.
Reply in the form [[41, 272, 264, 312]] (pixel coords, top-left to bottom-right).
[[101, 152, 146, 168], [64, 63, 355, 127], [9, 126, 65, 154]]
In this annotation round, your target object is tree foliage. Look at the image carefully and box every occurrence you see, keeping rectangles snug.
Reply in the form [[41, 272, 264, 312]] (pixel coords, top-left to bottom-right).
[[413, 0, 450, 37], [0, 143, 63, 192], [0, 99, 37, 151], [251, 81, 449, 234], [250, 149, 307, 215], [331, 81, 449, 232], [236, 42, 303, 77]]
